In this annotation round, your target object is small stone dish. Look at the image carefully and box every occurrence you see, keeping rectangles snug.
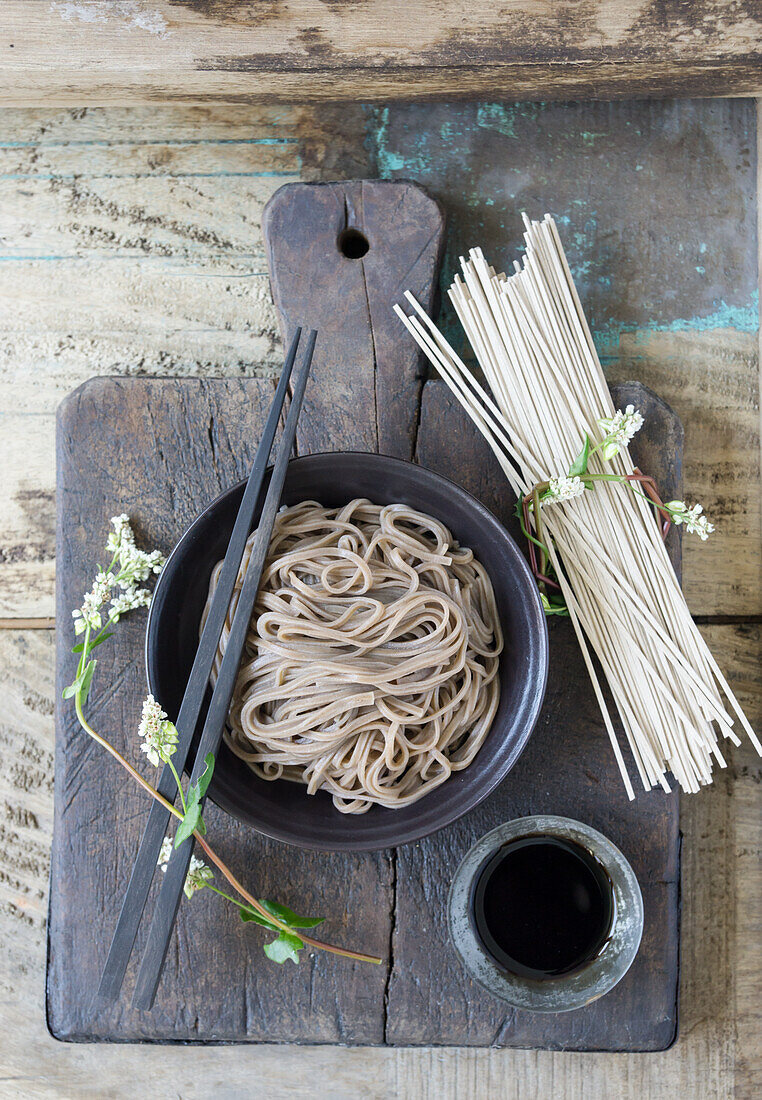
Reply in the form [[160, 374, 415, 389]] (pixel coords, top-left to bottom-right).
[[447, 815, 644, 1012]]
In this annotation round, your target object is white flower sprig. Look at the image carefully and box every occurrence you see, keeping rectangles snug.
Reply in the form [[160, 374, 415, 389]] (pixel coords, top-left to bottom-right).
[[158, 836, 214, 900], [72, 515, 165, 635], [519, 406, 715, 618], [63, 517, 380, 969], [139, 694, 179, 767], [544, 475, 586, 505], [596, 404, 644, 461], [665, 500, 715, 540], [107, 513, 165, 583], [72, 571, 117, 634]]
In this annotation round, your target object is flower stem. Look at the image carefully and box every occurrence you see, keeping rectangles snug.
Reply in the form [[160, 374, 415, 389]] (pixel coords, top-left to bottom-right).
[[193, 832, 382, 963], [74, 695, 182, 820], [72, 694, 382, 966], [166, 757, 187, 814]]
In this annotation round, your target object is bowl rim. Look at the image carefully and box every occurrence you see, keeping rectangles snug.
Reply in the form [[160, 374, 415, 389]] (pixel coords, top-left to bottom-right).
[[145, 450, 549, 851]]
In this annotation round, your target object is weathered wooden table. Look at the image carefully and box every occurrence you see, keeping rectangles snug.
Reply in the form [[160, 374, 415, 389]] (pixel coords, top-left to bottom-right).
[[0, 99, 760, 1096], [2, 2, 761, 103]]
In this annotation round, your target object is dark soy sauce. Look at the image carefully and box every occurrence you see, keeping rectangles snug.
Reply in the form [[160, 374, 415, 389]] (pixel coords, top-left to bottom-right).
[[472, 835, 614, 980]]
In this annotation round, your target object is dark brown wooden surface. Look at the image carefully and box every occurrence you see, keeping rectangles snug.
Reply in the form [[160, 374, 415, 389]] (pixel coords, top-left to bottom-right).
[[51, 378, 394, 1044], [263, 180, 444, 459], [389, 379, 681, 1050], [3, 2, 761, 105], [49, 374, 681, 1047], [49, 163, 679, 1051]]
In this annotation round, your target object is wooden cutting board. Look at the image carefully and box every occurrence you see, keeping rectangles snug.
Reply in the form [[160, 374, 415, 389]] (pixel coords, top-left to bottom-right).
[[49, 181, 681, 1049]]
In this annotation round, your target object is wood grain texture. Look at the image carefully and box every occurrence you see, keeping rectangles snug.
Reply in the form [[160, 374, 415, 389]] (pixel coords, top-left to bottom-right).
[[50, 377, 392, 1043], [263, 180, 444, 458], [50, 374, 681, 1049], [0, 100, 757, 619], [1, 2, 761, 105], [0, 93, 759, 1090], [384, 379, 681, 1051], [2, 622, 758, 1094], [366, 97, 761, 618]]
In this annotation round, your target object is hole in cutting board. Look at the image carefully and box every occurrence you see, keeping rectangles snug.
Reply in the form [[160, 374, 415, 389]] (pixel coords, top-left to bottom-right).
[[338, 228, 369, 259]]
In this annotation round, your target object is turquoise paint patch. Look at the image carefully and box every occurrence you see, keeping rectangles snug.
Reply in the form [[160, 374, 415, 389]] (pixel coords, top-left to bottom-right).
[[593, 289, 759, 351], [475, 104, 517, 138], [371, 106, 430, 176], [363, 101, 758, 352]]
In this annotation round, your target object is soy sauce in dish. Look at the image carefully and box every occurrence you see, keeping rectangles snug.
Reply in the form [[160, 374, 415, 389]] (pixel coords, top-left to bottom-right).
[[471, 835, 614, 980]]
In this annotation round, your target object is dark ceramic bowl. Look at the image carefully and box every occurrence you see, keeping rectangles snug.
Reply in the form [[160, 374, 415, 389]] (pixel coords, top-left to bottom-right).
[[146, 452, 548, 852]]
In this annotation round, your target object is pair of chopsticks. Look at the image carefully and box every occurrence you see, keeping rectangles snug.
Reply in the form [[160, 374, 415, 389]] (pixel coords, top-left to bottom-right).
[[98, 327, 317, 1011]]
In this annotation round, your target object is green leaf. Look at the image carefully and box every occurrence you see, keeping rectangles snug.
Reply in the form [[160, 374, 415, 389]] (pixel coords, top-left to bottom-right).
[[258, 898, 324, 929], [540, 592, 569, 618], [194, 753, 215, 801], [238, 906, 280, 930], [71, 631, 113, 655], [62, 658, 97, 701], [263, 930, 305, 965], [174, 753, 214, 847], [174, 803, 202, 847], [568, 434, 591, 477], [78, 660, 96, 705]]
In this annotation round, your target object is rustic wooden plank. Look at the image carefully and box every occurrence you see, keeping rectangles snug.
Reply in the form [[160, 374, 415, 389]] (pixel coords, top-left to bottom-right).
[[1, 2, 761, 106], [0, 85, 758, 1100], [4, 621, 759, 1092], [263, 180, 444, 459], [385, 379, 681, 1050], [49, 377, 392, 1043], [0, 104, 309, 619], [607, 328, 762, 618], [0, 100, 756, 619], [365, 98, 761, 616]]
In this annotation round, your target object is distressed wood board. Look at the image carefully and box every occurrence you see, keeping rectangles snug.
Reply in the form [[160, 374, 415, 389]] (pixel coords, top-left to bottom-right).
[[49, 373, 680, 1048], [0, 99, 757, 621], [2, 2, 762, 106], [4, 623, 760, 1094], [0, 92, 757, 1099]]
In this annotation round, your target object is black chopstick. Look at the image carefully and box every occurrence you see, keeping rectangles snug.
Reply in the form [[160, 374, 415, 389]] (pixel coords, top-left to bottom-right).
[[96, 327, 305, 1005], [131, 328, 317, 1011]]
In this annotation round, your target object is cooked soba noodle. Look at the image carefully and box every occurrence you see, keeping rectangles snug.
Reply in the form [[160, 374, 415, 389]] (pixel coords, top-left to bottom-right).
[[202, 499, 502, 814]]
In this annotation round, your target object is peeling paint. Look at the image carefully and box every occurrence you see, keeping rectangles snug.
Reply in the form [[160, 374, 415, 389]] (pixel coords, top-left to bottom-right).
[[595, 291, 760, 353], [476, 104, 517, 139], [364, 99, 758, 351], [50, 1, 170, 37]]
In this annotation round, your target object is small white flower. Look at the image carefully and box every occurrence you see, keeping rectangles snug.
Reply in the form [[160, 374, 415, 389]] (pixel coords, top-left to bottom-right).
[[184, 855, 214, 899], [157, 836, 173, 869], [665, 500, 714, 540], [597, 404, 644, 460], [138, 694, 178, 766], [109, 585, 152, 622], [106, 514, 132, 554], [543, 475, 586, 504], [72, 571, 117, 634], [107, 514, 166, 585], [157, 838, 213, 898]]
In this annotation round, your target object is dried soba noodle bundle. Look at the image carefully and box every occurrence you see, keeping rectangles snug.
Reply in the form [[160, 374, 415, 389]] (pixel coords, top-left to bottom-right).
[[395, 213, 760, 798], [203, 499, 502, 813]]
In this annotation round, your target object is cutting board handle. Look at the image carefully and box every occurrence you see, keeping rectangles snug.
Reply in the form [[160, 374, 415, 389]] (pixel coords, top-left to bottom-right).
[[263, 180, 445, 460]]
